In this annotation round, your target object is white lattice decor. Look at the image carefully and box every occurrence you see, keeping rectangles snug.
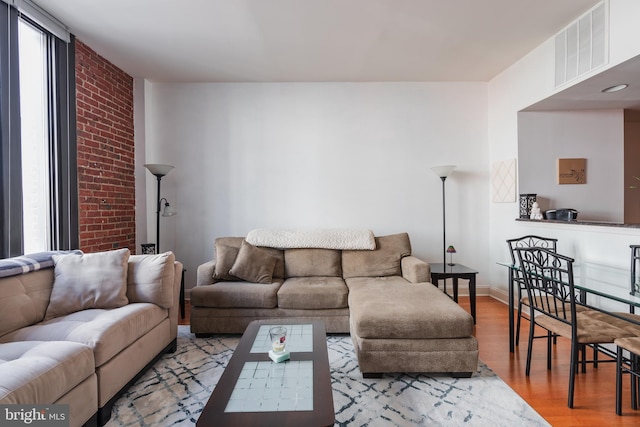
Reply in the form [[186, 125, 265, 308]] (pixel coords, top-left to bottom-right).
[[491, 159, 517, 203]]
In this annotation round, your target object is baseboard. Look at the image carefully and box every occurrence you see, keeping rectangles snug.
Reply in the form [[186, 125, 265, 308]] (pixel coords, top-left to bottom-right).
[[489, 287, 509, 305], [438, 284, 491, 297]]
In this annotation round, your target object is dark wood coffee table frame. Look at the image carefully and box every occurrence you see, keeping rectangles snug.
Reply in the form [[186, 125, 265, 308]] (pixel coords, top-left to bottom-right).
[[196, 319, 334, 427]]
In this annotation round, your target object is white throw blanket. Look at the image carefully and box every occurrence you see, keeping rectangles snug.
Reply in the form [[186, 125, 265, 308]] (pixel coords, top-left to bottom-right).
[[245, 228, 376, 250]]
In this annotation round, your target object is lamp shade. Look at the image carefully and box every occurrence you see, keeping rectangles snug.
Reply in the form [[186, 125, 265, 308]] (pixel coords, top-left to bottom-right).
[[162, 203, 177, 217], [144, 163, 174, 177], [431, 165, 456, 178], [447, 245, 457, 254]]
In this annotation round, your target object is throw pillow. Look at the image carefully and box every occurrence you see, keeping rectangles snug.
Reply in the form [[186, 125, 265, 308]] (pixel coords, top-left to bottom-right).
[[229, 241, 277, 284], [127, 251, 176, 308], [45, 248, 130, 320], [212, 237, 244, 281]]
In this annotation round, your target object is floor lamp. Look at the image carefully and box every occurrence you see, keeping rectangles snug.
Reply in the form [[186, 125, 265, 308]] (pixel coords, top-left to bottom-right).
[[144, 163, 175, 253], [431, 165, 456, 268]]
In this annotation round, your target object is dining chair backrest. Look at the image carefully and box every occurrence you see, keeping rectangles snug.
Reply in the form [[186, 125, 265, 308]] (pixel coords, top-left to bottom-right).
[[507, 236, 559, 293], [507, 235, 558, 265], [515, 247, 577, 329]]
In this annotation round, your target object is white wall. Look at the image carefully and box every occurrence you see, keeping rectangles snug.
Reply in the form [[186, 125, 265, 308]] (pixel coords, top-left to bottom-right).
[[142, 82, 490, 291], [518, 109, 624, 222], [138, 0, 640, 299], [488, 0, 640, 302]]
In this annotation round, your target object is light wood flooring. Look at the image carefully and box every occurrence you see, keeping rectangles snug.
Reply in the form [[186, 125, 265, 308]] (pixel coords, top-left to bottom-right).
[[179, 296, 640, 426]]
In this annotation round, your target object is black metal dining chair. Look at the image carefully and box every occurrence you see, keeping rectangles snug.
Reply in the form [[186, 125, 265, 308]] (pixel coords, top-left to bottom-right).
[[516, 247, 635, 408], [615, 336, 640, 415], [612, 245, 640, 414], [506, 235, 558, 346]]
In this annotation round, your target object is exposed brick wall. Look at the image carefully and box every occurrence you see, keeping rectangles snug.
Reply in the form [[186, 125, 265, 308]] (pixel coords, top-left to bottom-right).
[[75, 40, 136, 253]]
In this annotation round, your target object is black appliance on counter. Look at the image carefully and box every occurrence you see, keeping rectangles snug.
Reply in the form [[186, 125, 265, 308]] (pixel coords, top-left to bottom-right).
[[545, 209, 578, 221]]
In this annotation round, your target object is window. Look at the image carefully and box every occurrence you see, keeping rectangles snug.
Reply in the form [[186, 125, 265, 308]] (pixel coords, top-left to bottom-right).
[[19, 19, 50, 253], [0, 1, 78, 257]]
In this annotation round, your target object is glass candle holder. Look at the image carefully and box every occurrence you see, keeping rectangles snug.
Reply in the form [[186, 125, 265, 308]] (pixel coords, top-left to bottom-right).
[[269, 326, 287, 354]]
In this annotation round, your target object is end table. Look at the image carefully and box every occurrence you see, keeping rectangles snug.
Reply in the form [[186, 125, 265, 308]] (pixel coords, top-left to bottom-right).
[[430, 263, 478, 324]]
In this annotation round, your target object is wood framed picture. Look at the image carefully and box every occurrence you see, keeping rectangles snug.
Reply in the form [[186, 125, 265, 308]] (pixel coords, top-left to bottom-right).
[[558, 158, 586, 184]]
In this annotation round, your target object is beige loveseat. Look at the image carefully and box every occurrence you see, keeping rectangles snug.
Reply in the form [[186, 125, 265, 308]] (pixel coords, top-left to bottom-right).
[[191, 231, 478, 377], [0, 249, 182, 427]]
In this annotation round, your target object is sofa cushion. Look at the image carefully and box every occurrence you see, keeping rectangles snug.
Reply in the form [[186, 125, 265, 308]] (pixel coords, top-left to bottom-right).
[[127, 252, 176, 308], [277, 277, 348, 309], [45, 248, 130, 320], [229, 241, 277, 284], [284, 249, 342, 278], [213, 237, 285, 280], [0, 269, 53, 338], [348, 280, 473, 339], [0, 341, 95, 404], [190, 280, 284, 309], [342, 233, 411, 278], [0, 303, 167, 367]]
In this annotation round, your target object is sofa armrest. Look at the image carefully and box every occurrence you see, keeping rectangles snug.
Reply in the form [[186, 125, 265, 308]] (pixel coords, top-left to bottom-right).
[[401, 255, 431, 283], [168, 260, 183, 341], [127, 252, 182, 342], [197, 260, 217, 286]]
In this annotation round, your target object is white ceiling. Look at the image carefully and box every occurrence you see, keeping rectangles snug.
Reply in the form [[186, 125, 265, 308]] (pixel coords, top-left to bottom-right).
[[525, 54, 640, 111], [32, 0, 602, 83]]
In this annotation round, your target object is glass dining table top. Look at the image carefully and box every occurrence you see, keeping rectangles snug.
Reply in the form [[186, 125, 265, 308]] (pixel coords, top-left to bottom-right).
[[497, 261, 640, 308], [574, 279, 640, 308]]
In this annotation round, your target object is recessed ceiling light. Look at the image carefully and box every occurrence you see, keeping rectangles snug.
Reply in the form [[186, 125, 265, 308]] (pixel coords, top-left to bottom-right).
[[602, 84, 629, 93]]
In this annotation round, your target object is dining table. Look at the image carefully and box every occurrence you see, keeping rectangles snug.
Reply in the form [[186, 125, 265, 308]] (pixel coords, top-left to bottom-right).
[[498, 261, 640, 353]]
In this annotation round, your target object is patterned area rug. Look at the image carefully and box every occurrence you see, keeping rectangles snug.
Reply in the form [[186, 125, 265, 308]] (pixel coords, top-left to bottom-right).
[[105, 326, 550, 427]]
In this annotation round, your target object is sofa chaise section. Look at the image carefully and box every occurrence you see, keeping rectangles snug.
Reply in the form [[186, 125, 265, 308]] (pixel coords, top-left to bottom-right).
[[347, 279, 478, 376]]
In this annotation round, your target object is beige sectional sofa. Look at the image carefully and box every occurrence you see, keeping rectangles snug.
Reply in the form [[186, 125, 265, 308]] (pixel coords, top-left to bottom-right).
[[0, 249, 182, 427], [191, 231, 478, 377]]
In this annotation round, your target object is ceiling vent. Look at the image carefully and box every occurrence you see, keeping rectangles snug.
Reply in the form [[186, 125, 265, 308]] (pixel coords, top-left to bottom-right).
[[555, 1, 607, 87]]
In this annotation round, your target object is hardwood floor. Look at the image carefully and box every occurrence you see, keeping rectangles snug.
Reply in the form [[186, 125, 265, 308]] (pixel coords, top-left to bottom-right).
[[178, 296, 640, 426], [461, 296, 640, 427]]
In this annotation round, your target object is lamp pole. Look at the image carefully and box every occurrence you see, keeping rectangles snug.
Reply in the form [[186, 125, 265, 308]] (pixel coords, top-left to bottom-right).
[[440, 176, 447, 268], [155, 174, 162, 252], [431, 165, 455, 270], [144, 164, 174, 253]]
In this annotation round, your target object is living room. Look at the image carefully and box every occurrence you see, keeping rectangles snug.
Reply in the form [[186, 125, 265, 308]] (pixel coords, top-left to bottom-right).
[[3, 0, 640, 426], [120, 0, 640, 304]]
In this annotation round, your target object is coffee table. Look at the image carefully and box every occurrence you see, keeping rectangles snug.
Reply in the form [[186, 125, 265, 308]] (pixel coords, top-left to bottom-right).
[[196, 319, 335, 427]]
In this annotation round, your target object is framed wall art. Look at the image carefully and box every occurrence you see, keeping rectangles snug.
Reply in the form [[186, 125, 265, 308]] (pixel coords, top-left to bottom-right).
[[558, 158, 586, 184]]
